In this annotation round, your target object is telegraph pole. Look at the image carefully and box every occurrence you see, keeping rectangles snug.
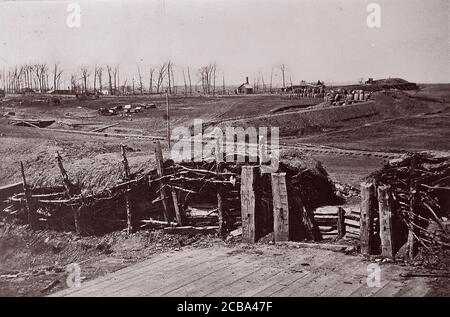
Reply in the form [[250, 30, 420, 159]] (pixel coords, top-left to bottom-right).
[[166, 91, 171, 149]]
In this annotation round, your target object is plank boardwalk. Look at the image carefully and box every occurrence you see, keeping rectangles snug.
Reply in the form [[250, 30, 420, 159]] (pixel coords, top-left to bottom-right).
[[51, 245, 432, 297]]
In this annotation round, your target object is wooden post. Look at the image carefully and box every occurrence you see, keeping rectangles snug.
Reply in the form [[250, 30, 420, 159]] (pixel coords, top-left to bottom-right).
[[240, 166, 261, 243], [271, 173, 290, 242], [55, 151, 75, 196], [171, 190, 183, 226], [55, 152, 81, 234], [121, 144, 134, 234], [166, 92, 171, 149], [378, 185, 394, 258], [20, 162, 37, 229], [360, 182, 377, 255], [407, 156, 419, 260], [74, 204, 84, 235], [217, 187, 225, 238], [337, 207, 346, 239], [154, 141, 171, 225]]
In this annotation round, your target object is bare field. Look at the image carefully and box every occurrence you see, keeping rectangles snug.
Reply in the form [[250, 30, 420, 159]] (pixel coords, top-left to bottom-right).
[[1, 88, 449, 190]]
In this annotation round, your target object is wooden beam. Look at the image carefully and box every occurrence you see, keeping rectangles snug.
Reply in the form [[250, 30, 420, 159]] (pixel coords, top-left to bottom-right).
[[271, 172, 289, 242], [378, 185, 394, 258], [360, 182, 377, 255], [240, 166, 261, 243], [120, 144, 134, 234]]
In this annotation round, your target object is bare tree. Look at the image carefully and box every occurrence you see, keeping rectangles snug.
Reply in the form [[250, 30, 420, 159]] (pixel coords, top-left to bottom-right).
[[222, 72, 226, 95], [187, 67, 192, 95], [212, 65, 216, 96], [137, 65, 144, 94], [279, 64, 286, 89], [80, 66, 90, 93], [270, 67, 273, 93], [182, 68, 188, 95], [93, 65, 102, 92], [156, 63, 167, 94], [106, 65, 113, 95], [97, 67, 103, 92], [149, 67, 155, 94], [70, 73, 77, 93], [260, 72, 265, 92], [166, 60, 173, 94], [198, 63, 216, 95], [113, 67, 118, 91], [122, 78, 128, 95], [52, 63, 63, 91]]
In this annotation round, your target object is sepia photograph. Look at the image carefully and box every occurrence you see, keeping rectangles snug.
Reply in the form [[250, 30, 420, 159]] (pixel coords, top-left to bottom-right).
[[0, 0, 449, 301]]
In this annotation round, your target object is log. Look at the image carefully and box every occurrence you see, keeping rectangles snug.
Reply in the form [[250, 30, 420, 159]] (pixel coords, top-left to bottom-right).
[[55, 151, 76, 196], [171, 190, 183, 226], [140, 219, 178, 226], [360, 182, 377, 255], [217, 189, 225, 238], [240, 166, 261, 243], [378, 185, 394, 258], [271, 173, 290, 242], [121, 144, 134, 234], [90, 122, 120, 133], [20, 162, 37, 229], [337, 207, 346, 239], [163, 226, 218, 235]]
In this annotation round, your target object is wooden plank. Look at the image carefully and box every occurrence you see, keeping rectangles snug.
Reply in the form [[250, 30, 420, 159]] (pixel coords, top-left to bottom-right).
[[360, 182, 377, 255], [240, 166, 261, 243], [378, 185, 394, 258], [271, 173, 290, 242]]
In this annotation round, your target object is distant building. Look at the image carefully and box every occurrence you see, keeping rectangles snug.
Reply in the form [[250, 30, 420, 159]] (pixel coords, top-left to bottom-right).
[[236, 77, 254, 94]]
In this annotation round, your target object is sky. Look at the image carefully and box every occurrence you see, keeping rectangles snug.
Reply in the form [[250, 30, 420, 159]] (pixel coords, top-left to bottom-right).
[[0, 0, 448, 86]]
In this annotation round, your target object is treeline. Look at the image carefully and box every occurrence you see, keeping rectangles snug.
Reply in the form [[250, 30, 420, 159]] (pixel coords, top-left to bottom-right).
[[0, 62, 291, 95]]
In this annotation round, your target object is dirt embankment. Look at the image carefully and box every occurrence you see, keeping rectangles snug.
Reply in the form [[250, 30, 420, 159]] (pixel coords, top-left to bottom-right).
[[219, 91, 440, 137]]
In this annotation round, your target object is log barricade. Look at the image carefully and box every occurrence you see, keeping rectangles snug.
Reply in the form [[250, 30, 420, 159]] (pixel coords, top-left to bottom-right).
[[3, 145, 243, 236], [359, 153, 450, 259]]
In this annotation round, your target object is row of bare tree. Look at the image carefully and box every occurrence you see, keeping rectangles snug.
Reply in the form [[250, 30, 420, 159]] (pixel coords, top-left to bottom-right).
[[1, 62, 289, 95]]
